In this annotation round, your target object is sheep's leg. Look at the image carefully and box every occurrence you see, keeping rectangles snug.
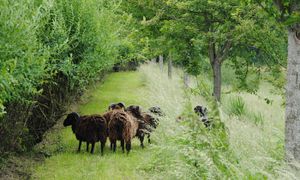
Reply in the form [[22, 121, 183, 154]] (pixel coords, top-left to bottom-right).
[[86, 142, 89, 152], [126, 140, 131, 154], [110, 142, 112, 150], [147, 134, 151, 144], [77, 140, 82, 152], [100, 141, 105, 156], [121, 139, 125, 153], [112, 140, 116, 152], [139, 135, 144, 148], [90, 142, 95, 154]]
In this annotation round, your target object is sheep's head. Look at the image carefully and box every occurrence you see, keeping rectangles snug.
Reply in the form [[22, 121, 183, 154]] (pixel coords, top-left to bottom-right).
[[126, 105, 143, 119], [63, 112, 80, 127], [149, 106, 164, 116], [145, 113, 158, 128], [108, 102, 125, 111], [194, 105, 207, 117]]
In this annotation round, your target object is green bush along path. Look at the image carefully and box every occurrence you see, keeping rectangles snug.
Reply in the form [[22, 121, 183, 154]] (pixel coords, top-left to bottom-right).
[[33, 71, 153, 180]]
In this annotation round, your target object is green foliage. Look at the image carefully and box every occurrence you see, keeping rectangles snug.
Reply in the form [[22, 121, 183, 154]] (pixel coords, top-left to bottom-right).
[[0, 0, 131, 153], [0, 0, 47, 104], [37, 0, 122, 87], [251, 0, 300, 27], [284, 12, 300, 26], [125, 0, 287, 96]]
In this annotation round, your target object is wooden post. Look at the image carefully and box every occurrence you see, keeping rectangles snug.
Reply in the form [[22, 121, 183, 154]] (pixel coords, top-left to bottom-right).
[[184, 72, 189, 88], [159, 55, 163, 72], [168, 54, 172, 79]]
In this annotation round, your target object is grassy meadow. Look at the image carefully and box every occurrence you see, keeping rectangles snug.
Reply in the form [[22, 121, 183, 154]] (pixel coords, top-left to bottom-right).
[[31, 63, 298, 179]]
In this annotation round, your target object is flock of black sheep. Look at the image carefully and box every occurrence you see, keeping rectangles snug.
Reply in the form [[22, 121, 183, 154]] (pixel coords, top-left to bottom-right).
[[63, 102, 209, 155], [63, 103, 165, 155]]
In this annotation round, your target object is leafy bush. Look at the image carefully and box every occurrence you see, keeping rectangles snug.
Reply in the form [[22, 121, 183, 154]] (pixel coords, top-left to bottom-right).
[[0, 0, 130, 154]]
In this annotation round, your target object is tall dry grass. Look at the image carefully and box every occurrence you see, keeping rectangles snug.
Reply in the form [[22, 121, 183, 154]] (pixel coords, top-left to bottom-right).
[[138, 62, 298, 179]]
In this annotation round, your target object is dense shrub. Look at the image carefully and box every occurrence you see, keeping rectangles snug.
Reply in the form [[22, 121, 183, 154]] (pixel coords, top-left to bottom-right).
[[0, 0, 128, 154]]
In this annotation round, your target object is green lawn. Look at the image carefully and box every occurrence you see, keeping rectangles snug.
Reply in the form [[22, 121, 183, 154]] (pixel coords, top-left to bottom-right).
[[32, 71, 153, 180]]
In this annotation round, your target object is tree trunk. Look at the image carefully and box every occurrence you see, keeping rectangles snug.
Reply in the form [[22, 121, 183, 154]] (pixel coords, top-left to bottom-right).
[[208, 41, 222, 102], [159, 55, 163, 72], [184, 72, 189, 88], [212, 60, 221, 102], [168, 58, 172, 79], [285, 29, 300, 162]]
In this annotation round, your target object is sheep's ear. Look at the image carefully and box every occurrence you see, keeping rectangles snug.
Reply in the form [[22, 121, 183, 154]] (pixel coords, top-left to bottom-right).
[[193, 106, 197, 112], [118, 102, 125, 109], [194, 106, 200, 112], [72, 112, 80, 120], [64, 112, 79, 126], [108, 103, 115, 110]]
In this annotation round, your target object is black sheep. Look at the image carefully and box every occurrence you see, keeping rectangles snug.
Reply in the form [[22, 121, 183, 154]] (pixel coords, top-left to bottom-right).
[[194, 105, 211, 127], [126, 105, 155, 147], [103, 102, 125, 125], [109, 102, 126, 111], [108, 108, 138, 154], [141, 112, 157, 144], [103, 102, 126, 150], [63, 112, 107, 155], [148, 106, 165, 117]]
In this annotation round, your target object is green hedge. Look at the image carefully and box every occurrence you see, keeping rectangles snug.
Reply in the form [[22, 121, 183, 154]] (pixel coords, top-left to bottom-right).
[[0, 0, 128, 154]]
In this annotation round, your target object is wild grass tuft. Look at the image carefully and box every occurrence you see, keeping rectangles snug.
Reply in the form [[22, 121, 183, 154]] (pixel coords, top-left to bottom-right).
[[227, 96, 246, 117]]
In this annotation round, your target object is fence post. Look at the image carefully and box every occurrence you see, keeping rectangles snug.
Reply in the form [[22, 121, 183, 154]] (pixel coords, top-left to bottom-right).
[[159, 55, 163, 72], [184, 72, 189, 88], [168, 54, 172, 79]]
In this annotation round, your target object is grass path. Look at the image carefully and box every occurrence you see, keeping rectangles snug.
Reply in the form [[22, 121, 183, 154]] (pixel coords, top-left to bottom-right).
[[33, 71, 154, 180], [32, 64, 298, 179]]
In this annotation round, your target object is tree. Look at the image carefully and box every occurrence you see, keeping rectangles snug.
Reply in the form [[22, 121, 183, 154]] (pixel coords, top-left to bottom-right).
[[252, 0, 300, 163], [284, 2, 300, 162], [260, 0, 300, 162], [170, 1, 285, 101], [125, 0, 285, 101]]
